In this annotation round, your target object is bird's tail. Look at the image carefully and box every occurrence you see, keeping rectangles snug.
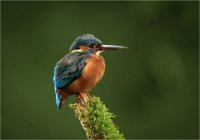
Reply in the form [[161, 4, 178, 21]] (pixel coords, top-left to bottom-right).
[[55, 89, 69, 110]]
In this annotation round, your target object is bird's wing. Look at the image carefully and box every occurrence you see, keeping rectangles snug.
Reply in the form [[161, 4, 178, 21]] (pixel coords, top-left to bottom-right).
[[53, 52, 86, 89]]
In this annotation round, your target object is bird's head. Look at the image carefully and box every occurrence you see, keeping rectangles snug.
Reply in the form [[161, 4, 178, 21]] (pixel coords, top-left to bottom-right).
[[69, 34, 127, 55]]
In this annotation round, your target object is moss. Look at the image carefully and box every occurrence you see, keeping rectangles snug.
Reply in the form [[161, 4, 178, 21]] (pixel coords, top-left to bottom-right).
[[69, 95, 124, 140]]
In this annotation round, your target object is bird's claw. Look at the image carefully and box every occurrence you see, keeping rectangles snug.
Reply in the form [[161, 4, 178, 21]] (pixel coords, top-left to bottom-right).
[[76, 92, 91, 105], [85, 91, 91, 99]]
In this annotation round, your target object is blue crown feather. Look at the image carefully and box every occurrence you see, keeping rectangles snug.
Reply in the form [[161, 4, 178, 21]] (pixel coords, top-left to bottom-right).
[[69, 34, 102, 51]]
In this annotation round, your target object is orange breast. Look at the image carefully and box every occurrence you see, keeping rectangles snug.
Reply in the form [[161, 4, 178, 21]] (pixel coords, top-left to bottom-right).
[[68, 54, 105, 93]]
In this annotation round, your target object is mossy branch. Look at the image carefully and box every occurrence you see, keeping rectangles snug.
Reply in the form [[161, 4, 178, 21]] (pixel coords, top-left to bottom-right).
[[69, 95, 125, 140]]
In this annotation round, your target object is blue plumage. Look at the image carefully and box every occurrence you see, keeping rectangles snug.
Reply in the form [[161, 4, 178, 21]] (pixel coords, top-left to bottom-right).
[[69, 34, 102, 51], [53, 52, 87, 109], [53, 49, 96, 90], [55, 94, 61, 109], [53, 53, 85, 89]]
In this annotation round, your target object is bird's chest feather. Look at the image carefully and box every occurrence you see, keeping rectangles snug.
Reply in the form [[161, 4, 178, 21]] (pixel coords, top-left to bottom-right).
[[68, 54, 105, 92]]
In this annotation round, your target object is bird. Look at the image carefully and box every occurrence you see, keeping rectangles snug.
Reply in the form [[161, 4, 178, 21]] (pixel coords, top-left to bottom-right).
[[53, 34, 127, 110]]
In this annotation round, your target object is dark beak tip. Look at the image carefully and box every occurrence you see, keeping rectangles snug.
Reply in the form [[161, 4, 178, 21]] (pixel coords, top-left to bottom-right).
[[122, 46, 128, 49]]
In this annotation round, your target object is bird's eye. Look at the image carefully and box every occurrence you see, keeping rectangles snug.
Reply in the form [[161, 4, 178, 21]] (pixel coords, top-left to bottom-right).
[[89, 44, 95, 48]]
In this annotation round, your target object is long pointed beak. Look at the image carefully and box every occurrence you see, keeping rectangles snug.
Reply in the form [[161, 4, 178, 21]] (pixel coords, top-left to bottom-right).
[[100, 45, 128, 50]]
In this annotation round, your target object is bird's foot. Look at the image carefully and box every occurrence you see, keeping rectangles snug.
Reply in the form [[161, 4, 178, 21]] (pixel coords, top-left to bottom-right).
[[84, 91, 91, 99], [76, 92, 89, 105]]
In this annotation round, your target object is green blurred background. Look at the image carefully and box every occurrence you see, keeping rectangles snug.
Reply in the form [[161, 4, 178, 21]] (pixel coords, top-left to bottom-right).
[[1, 1, 199, 139]]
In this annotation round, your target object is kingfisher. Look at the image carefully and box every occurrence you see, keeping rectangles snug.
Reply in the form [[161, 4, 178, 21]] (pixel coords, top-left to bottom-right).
[[53, 34, 127, 110]]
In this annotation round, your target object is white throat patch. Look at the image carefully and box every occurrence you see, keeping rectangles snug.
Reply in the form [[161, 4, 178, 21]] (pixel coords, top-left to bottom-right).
[[96, 51, 104, 56]]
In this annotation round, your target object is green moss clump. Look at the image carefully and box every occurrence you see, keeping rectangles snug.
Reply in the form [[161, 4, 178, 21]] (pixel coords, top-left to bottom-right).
[[69, 95, 124, 140]]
